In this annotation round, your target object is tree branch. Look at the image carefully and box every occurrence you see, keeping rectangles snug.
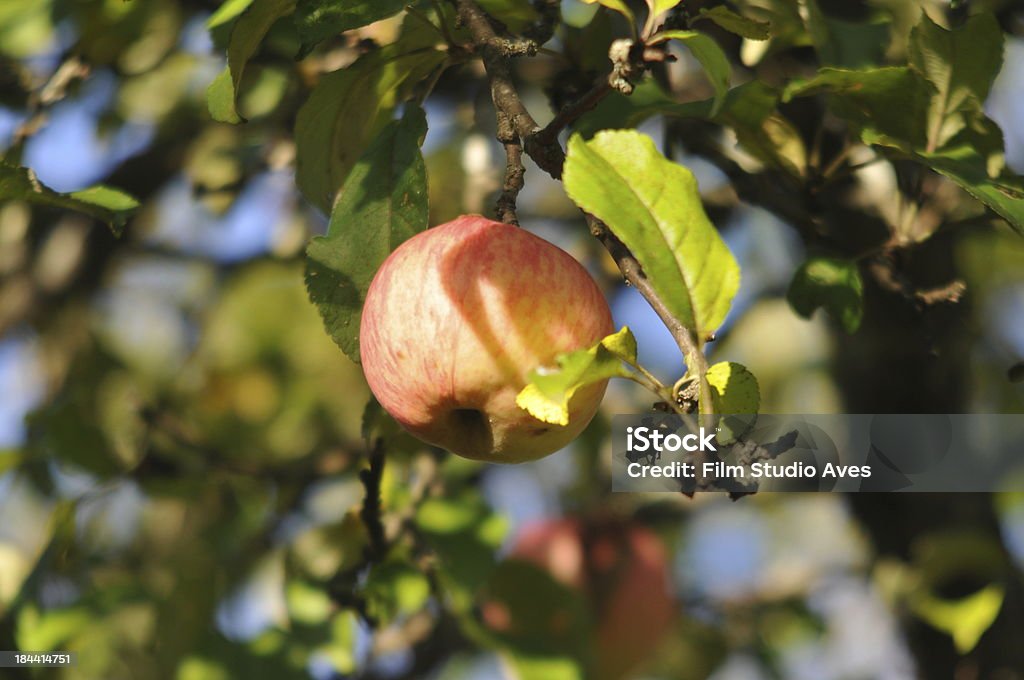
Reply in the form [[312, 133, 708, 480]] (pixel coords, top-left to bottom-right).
[[586, 216, 712, 411], [535, 79, 613, 146], [454, 0, 710, 403], [360, 439, 388, 563]]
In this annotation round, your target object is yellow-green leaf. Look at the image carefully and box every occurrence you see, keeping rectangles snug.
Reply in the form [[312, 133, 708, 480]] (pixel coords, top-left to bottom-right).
[[787, 257, 863, 333], [515, 327, 635, 426], [706, 362, 760, 414], [580, 0, 634, 26], [0, 163, 138, 235], [912, 584, 1004, 654], [564, 131, 739, 340], [647, 0, 682, 17]]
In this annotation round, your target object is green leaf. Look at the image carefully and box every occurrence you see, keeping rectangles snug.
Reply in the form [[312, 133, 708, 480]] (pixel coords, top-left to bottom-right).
[[207, 66, 243, 124], [285, 580, 333, 625], [909, 12, 1003, 151], [704, 361, 759, 439], [207, 0, 255, 29], [784, 67, 934, 149], [787, 24, 1021, 235], [650, 30, 730, 115], [647, 0, 682, 16], [577, 80, 805, 176], [305, 107, 430, 363], [294, 41, 445, 213], [787, 257, 863, 333], [506, 655, 583, 680], [563, 131, 740, 340], [695, 6, 770, 40], [66, 186, 139, 215], [364, 560, 432, 623], [580, 0, 635, 26], [294, 0, 408, 57], [16, 605, 92, 652], [219, 0, 296, 124], [416, 492, 508, 612], [918, 142, 1024, 235], [0, 163, 138, 235], [912, 584, 1004, 654], [705, 362, 760, 414], [0, 450, 19, 477], [803, 0, 889, 68], [515, 328, 635, 426]]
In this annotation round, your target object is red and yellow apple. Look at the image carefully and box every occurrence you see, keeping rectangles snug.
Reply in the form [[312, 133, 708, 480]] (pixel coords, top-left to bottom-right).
[[485, 517, 678, 680], [360, 215, 614, 463]]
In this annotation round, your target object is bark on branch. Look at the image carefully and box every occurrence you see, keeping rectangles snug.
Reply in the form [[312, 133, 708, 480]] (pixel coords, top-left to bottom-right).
[[452, 0, 708, 393]]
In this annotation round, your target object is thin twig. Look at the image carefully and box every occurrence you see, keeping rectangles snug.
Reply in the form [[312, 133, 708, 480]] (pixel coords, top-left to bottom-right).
[[587, 216, 714, 415], [453, 0, 714, 409], [360, 439, 388, 563], [536, 79, 613, 145]]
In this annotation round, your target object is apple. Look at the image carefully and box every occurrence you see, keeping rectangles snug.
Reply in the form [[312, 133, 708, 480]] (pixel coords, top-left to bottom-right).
[[486, 517, 678, 680], [360, 215, 614, 463]]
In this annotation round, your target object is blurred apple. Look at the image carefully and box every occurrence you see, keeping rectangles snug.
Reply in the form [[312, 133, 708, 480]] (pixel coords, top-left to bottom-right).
[[486, 517, 678, 679], [360, 215, 613, 463]]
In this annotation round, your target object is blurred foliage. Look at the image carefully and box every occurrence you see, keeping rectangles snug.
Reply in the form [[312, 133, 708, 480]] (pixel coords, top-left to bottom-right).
[[0, 1, 1024, 679]]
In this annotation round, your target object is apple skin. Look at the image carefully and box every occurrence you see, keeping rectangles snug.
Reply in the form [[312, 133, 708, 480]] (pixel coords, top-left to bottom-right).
[[489, 517, 678, 680], [360, 215, 614, 463]]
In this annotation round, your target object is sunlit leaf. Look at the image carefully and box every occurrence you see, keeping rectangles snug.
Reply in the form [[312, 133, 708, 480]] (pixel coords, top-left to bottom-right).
[[16, 604, 92, 652], [705, 362, 760, 415], [0, 450, 20, 477], [0, 0, 56, 59], [580, 0, 634, 26], [206, 67, 240, 123], [285, 580, 333, 625], [912, 584, 1004, 654], [515, 328, 635, 426], [416, 492, 508, 612], [563, 131, 739, 341], [0, 163, 138, 235], [909, 12, 1003, 151], [218, 0, 296, 123], [207, 0, 255, 29], [364, 560, 431, 623], [646, 0, 682, 17]]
